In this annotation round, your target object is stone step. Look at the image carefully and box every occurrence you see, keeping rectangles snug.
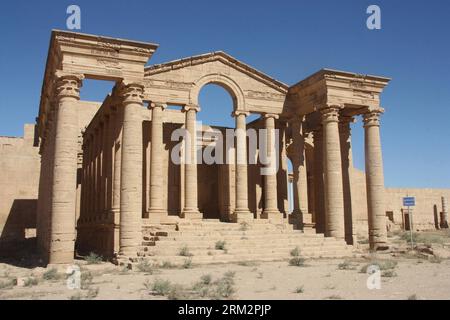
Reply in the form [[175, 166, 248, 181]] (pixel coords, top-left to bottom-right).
[[150, 229, 313, 237], [153, 234, 332, 242], [139, 244, 351, 257], [130, 249, 355, 266], [141, 238, 346, 249]]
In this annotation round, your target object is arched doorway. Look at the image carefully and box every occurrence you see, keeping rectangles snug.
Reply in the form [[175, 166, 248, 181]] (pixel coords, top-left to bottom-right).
[[196, 84, 235, 220]]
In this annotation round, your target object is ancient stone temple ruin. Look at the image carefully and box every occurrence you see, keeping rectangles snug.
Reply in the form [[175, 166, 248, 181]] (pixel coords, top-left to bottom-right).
[[2, 30, 448, 265]]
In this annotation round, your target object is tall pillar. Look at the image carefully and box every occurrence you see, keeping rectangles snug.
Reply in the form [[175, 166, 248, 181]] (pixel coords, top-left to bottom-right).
[[363, 109, 388, 249], [118, 82, 144, 256], [321, 106, 345, 239], [48, 71, 83, 264], [340, 115, 355, 244], [111, 107, 122, 254], [148, 102, 168, 219], [182, 104, 202, 219], [233, 111, 253, 221], [261, 114, 282, 219], [290, 118, 309, 227], [441, 197, 449, 228], [313, 126, 325, 234]]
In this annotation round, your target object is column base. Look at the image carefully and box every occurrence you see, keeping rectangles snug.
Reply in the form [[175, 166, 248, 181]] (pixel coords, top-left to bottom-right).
[[289, 212, 304, 229], [261, 209, 284, 222], [230, 209, 254, 223], [181, 209, 203, 220]]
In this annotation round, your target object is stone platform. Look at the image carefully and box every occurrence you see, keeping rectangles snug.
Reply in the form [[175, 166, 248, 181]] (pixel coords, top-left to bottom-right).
[[118, 220, 356, 268]]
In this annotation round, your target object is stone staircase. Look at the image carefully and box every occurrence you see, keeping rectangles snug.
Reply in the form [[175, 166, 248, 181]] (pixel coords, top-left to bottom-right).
[[120, 220, 356, 268]]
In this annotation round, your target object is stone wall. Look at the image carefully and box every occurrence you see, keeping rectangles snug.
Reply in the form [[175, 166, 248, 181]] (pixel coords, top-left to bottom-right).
[[350, 167, 450, 238], [0, 124, 40, 256]]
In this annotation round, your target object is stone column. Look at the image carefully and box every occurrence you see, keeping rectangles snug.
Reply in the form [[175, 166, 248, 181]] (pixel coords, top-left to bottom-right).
[[442, 197, 448, 228], [101, 118, 108, 218], [290, 118, 309, 225], [313, 126, 326, 234], [148, 102, 168, 219], [261, 114, 282, 219], [182, 104, 202, 219], [340, 115, 355, 244], [118, 82, 144, 256], [48, 71, 83, 264], [363, 109, 388, 249], [233, 111, 253, 221], [321, 106, 345, 239], [111, 107, 122, 254]]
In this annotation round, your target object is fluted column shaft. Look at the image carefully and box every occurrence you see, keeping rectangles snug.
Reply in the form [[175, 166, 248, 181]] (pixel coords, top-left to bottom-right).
[[262, 114, 281, 219], [148, 103, 167, 217], [182, 104, 202, 219], [233, 111, 252, 221], [119, 82, 144, 255], [321, 106, 345, 239], [48, 72, 83, 264], [290, 119, 309, 218], [313, 126, 325, 233], [363, 110, 388, 249], [340, 116, 355, 244]]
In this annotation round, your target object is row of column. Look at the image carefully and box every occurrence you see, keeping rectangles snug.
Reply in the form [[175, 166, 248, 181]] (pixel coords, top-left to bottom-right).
[[311, 105, 387, 249], [147, 104, 282, 223]]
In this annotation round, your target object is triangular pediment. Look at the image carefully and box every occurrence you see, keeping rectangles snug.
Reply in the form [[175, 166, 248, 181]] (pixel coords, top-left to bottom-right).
[[145, 51, 288, 93]]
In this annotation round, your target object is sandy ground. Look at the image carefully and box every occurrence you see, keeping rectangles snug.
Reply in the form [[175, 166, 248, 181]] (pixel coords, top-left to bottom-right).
[[1, 252, 449, 300]]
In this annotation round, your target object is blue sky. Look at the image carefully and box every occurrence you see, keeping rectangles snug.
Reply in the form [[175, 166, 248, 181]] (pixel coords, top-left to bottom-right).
[[0, 0, 449, 188]]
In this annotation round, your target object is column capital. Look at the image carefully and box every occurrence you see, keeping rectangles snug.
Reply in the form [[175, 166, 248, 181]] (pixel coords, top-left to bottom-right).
[[118, 81, 145, 106], [148, 102, 167, 110], [232, 110, 250, 117], [320, 105, 342, 124], [264, 113, 279, 120], [183, 104, 201, 113], [54, 71, 84, 100], [363, 108, 384, 128]]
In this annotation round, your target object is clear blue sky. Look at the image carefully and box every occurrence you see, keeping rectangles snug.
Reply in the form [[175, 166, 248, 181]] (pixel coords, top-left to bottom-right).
[[0, 0, 449, 188]]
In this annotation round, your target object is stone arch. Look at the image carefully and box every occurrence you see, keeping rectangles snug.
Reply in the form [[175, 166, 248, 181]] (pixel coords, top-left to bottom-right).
[[189, 73, 246, 112]]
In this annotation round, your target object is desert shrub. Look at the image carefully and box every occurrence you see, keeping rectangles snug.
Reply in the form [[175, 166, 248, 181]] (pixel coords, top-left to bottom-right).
[[86, 287, 99, 299], [382, 270, 397, 278], [150, 278, 172, 296], [338, 261, 357, 270], [85, 252, 103, 264], [136, 259, 156, 273], [24, 277, 38, 287], [160, 261, 176, 269], [239, 222, 250, 231], [295, 286, 304, 294], [43, 268, 61, 281], [0, 278, 16, 290], [182, 258, 193, 269], [81, 271, 93, 289], [178, 246, 193, 257], [215, 240, 226, 250], [212, 271, 236, 299]]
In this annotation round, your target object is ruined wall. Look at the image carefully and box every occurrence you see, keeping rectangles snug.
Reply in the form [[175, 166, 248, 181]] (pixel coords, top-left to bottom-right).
[[349, 167, 450, 238], [0, 124, 40, 256]]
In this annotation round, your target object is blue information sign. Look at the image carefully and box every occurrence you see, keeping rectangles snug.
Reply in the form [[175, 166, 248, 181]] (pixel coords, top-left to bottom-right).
[[403, 197, 416, 207]]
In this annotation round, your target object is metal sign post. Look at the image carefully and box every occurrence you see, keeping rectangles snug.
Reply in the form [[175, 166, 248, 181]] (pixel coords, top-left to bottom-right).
[[403, 196, 416, 250]]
